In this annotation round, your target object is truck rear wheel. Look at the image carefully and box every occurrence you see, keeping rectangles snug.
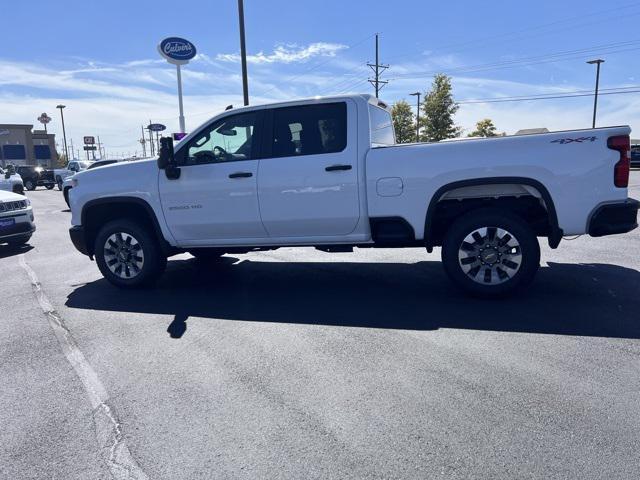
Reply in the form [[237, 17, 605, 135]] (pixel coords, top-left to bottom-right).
[[441, 209, 540, 297], [95, 220, 166, 289]]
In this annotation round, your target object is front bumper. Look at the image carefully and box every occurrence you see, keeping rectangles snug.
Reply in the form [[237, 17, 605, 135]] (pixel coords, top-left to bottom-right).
[[0, 221, 35, 241], [589, 198, 639, 237], [69, 225, 90, 256]]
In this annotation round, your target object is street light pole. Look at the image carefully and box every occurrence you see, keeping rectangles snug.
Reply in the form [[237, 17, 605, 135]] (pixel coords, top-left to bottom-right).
[[237, 0, 249, 106], [56, 105, 70, 163], [587, 59, 604, 129], [410, 92, 421, 142]]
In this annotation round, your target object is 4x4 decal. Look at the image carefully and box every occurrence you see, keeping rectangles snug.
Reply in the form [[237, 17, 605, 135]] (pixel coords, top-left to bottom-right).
[[551, 136, 597, 144]]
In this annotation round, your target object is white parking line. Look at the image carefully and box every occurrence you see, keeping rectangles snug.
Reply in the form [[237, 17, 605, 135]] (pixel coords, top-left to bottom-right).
[[19, 255, 148, 480]]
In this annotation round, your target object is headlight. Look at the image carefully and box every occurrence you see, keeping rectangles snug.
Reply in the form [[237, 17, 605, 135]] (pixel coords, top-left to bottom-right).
[[25, 198, 31, 207]]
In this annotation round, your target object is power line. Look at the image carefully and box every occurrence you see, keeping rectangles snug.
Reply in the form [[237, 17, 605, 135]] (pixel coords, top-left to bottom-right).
[[456, 88, 640, 104], [387, 40, 640, 80], [259, 33, 376, 97], [385, 1, 640, 63]]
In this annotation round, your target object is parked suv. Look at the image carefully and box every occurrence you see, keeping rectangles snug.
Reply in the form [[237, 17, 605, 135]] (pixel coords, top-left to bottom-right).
[[0, 189, 35, 246], [15, 165, 55, 191]]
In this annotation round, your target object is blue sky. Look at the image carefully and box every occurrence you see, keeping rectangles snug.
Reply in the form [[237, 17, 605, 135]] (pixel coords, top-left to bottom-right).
[[3, 0, 640, 156]]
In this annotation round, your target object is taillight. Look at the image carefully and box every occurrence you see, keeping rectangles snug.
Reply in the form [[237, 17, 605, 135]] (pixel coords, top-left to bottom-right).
[[608, 135, 630, 188]]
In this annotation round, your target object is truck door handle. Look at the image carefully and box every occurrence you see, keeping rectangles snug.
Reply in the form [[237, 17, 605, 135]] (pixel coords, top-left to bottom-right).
[[325, 164, 352, 172], [228, 172, 253, 179]]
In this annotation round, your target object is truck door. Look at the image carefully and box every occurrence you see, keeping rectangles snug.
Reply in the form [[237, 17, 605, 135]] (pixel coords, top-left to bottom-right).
[[257, 100, 360, 237], [158, 110, 268, 244]]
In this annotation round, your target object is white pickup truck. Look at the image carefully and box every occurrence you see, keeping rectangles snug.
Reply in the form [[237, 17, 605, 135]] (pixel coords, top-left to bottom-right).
[[54, 160, 93, 190], [68, 94, 638, 296]]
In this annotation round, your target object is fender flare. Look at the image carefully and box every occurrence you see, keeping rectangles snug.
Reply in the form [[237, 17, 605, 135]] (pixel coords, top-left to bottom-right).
[[423, 177, 563, 251], [81, 196, 172, 255]]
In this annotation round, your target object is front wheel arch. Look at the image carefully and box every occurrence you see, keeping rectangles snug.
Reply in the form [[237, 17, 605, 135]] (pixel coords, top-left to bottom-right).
[[81, 197, 172, 257]]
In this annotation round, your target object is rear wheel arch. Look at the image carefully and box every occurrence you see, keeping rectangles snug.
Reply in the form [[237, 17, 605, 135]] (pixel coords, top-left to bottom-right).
[[424, 177, 562, 251]]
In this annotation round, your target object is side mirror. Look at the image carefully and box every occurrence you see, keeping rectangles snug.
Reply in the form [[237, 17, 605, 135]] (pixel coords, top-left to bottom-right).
[[158, 137, 181, 180], [157, 137, 174, 170]]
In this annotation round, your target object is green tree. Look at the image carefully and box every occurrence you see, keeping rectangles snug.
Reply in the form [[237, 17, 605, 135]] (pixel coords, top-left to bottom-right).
[[468, 118, 498, 138], [391, 100, 416, 143], [419, 74, 461, 142]]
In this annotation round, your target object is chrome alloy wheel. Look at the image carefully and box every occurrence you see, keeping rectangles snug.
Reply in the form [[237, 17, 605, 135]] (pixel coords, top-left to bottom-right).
[[103, 232, 144, 279], [457, 227, 522, 285]]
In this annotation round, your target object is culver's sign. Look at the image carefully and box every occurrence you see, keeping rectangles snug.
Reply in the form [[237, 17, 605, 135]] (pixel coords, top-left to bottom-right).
[[158, 37, 196, 65]]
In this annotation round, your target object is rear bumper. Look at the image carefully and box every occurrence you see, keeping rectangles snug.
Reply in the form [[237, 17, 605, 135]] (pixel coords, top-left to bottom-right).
[[588, 198, 639, 237], [69, 225, 90, 256]]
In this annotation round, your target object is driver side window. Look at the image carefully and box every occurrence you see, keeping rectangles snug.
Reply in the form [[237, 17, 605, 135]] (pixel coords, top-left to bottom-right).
[[183, 112, 258, 166]]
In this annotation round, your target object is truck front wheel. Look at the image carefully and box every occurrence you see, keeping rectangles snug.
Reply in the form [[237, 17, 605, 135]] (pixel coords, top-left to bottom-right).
[[95, 220, 166, 288], [441, 209, 540, 297]]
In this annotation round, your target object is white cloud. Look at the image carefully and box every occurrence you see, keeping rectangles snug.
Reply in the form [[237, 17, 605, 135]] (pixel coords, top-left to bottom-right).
[[216, 42, 347, 64]]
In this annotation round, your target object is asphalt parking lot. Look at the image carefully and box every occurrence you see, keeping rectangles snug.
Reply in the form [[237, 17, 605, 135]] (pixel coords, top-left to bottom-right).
[[1, 172, 639, 479]]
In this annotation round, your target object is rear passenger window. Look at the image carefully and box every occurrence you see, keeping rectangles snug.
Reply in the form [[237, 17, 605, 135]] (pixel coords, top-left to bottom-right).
[[270, 103, 347, 158]]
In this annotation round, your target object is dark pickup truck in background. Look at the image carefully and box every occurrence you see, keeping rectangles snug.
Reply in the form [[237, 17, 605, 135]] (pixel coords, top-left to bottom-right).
[[631, 144, 640, 169], [15, 166, 56, 191]]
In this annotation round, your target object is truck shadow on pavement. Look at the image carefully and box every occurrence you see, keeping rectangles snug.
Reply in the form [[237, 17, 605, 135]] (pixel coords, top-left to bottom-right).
[[66, 257, 640, 339]]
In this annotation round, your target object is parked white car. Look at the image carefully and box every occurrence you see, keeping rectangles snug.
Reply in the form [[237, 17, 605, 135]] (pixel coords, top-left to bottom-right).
[[54, 160, 93, 190], [0, 166, 25, 195], [68, 94, 638, 296], [0, 189, 35, 246]]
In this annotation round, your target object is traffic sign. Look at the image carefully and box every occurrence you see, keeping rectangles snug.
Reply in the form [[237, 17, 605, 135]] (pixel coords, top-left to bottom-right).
[[83, 136, 95, 145], [83, 145, 97, 151]]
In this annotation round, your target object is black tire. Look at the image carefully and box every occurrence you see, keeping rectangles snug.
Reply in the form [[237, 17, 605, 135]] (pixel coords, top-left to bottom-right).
[[25, 179, 36, 191], [189, 249, 224, 263], [63, 187, 70, 208], [56, 177, 63, 191], [95, 220, 166, 289], [45, 184, 54, 190], [13, 185, 24, 195], [441, 208, 540, 297], [7, 234, 31, 247]]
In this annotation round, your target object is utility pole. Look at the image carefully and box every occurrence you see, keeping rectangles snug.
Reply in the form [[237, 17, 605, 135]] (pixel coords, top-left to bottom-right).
[[587, 59, 605, 128], [56, 104, 70, 164], [367, 34, 389, 98], [410, 92, 421, 141], [147, 121, 155, 156], [238, 0, 249, 105], [97, 136, 104, 159], [70, 139, 75, 160], [140, 126, 147, 157]]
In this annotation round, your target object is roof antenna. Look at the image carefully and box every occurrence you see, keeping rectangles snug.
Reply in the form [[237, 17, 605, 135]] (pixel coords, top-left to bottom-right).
[[225, 105, 233, 111]]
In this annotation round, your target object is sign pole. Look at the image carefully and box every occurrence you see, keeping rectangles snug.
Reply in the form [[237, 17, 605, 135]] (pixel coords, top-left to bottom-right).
[[176, 64, 186, 133]]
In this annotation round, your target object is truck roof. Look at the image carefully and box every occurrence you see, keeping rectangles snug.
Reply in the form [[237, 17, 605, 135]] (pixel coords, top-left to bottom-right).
[[209, 94, 390, 118]]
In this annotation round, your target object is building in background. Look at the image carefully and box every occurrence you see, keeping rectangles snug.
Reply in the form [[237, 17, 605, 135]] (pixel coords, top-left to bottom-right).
[[0, 124, 57, 168]]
